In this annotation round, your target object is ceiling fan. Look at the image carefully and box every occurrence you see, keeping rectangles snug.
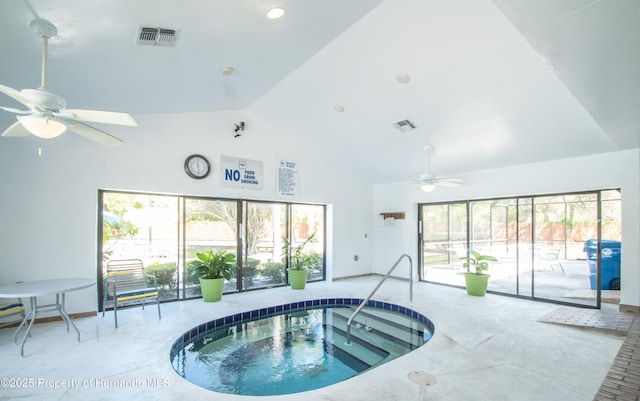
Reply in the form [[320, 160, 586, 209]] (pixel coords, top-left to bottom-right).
[[0, 18, 136, 146], [411, 145, 462, 192]]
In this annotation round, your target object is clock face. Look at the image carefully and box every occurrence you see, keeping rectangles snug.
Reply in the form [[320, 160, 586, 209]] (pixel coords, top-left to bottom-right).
[[184, 154, 211, 179]]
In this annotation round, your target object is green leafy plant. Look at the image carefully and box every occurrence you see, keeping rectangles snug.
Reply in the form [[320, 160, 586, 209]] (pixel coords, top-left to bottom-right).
[[460, 249, 498, 274], [145, 262, 177, 289], [282, 232, 317, 271], [262, 262, 285, 284], [189, 250, 236, 280]]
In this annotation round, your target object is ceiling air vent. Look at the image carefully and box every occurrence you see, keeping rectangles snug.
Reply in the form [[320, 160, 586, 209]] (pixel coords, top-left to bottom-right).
[[137, 26, 178, 47], [393, 119, 416, 132]]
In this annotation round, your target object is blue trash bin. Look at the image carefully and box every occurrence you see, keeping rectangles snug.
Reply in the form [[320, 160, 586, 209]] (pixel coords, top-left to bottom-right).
[[584, 239, 621, 290]]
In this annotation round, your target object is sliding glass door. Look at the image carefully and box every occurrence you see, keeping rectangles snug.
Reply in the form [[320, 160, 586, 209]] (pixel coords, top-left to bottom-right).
[[421, 203, 467, 287], [243, 201, 287, 290], [419, 190, 621, 308], [289, 204, 326, 282], [101, 192, 180, 302], [183, 197, 239, 297], [516, 199, 534, 298], [99, 190, 326, 309]]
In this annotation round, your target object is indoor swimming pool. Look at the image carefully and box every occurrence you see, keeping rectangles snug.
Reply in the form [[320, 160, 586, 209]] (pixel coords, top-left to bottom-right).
[[170, 298, 435, 396]]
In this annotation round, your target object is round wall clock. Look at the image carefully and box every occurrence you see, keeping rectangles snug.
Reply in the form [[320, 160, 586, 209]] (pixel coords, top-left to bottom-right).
[[184, 154, 211, 179]]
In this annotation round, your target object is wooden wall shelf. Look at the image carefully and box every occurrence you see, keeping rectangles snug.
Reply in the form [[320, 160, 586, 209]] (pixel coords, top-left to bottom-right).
[[380, 212, 405, 220]]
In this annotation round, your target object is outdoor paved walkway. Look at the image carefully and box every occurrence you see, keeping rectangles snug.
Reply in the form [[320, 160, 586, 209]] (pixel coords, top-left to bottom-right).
[[539, 307, 635, 336]]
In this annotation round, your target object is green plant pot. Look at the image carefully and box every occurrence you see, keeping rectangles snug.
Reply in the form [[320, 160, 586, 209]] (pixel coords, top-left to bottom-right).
[[464, 273, 490, 296], [288, 269, 307, 290], [200, 278, 225, 302]]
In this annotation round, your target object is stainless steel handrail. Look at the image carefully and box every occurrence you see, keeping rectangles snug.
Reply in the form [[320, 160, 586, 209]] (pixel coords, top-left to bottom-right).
[[345, 253, 413, 345]]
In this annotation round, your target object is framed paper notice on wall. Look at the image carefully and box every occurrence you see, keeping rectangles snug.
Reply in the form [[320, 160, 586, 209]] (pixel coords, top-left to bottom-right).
[[220, 155, 264, 190], [277, 159, 299, 199]]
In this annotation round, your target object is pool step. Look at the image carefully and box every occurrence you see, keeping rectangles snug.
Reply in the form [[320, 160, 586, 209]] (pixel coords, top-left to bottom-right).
[[329, 307, 428, 352], [323, 324, 389, 371], [185, 307, 428, 379]]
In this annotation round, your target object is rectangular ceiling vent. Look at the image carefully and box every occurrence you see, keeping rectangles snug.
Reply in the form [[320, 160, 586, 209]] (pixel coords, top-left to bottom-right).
[[393, 119, 417, 132], [137, 26, 178, 47]]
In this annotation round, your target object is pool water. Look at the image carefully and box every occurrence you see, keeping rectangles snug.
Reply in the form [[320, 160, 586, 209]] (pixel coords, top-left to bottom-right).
[[171, 299, 434, 396]]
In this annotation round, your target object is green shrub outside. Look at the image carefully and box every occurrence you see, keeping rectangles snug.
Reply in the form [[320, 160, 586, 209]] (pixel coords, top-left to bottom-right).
[[152, 254, 313, 289], [307, 253, 322, 270], [261, 262, 285, 284], [183, 262, 200, 287], [244, 257, 259, 275], [145, 262, 177, 289]]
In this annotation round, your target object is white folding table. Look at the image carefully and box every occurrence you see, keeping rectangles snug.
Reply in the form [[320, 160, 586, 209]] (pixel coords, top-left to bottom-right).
[[0, 278, 95, 356]]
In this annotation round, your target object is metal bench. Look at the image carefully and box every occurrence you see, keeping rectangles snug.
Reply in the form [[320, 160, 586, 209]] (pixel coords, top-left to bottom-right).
[[103, 259, 161, 328], [0, 299, 26, 329]]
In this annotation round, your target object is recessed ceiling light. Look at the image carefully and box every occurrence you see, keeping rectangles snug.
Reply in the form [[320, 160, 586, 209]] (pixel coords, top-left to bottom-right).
[[221, 67, 234, 76], [266, 7, 285, 20], [396, 73, 410, 84], [334, 105, 345, 113]]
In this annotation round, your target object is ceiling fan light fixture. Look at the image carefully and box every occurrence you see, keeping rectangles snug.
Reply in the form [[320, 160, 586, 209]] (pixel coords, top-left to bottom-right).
[[421, 183, 436, 192], [17, 115, 67, 139]]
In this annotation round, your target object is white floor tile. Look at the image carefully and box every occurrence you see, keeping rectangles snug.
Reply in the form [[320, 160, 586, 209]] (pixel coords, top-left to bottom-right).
[[0, 278, 623, 400]]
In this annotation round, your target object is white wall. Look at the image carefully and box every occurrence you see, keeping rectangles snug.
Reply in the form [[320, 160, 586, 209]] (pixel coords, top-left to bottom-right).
[[2, 113, 637, 315], [372, 149, 640, 307], [0, 111, 373, 314]]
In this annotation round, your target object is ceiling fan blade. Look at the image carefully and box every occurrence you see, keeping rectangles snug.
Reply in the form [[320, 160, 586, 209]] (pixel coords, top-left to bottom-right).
[[436, 178, 463, 187], [1, 121, 31, 137], [0, 105, 31, 114], [0, 84, 45, 111], [68, 121, 123, 147], [66, 109, 137, 126]]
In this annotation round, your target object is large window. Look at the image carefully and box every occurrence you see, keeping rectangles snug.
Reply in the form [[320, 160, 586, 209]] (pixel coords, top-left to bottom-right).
[[99, 190, 326, 309], [419, 190, 621, 308]]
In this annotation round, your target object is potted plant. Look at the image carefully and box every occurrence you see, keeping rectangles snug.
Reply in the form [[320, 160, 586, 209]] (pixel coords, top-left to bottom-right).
[[282, 232, 317, 290], [189, 250, 236, 302], [460, 249, 498, 296]]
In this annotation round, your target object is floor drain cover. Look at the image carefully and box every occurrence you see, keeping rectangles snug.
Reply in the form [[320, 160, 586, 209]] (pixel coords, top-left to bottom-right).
[[407, 371, 437, 386]]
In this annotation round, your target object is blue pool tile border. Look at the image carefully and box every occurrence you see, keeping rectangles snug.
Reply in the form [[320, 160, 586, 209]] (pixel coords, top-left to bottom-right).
[[169, 298, 435, 360]]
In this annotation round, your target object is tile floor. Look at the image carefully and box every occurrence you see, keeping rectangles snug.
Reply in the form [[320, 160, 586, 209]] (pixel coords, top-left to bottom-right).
[[0, 277, 631, 401]]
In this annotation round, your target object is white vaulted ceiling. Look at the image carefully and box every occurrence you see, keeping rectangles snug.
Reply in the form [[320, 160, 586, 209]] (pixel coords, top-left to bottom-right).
[[0, 0, 638, 184]]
